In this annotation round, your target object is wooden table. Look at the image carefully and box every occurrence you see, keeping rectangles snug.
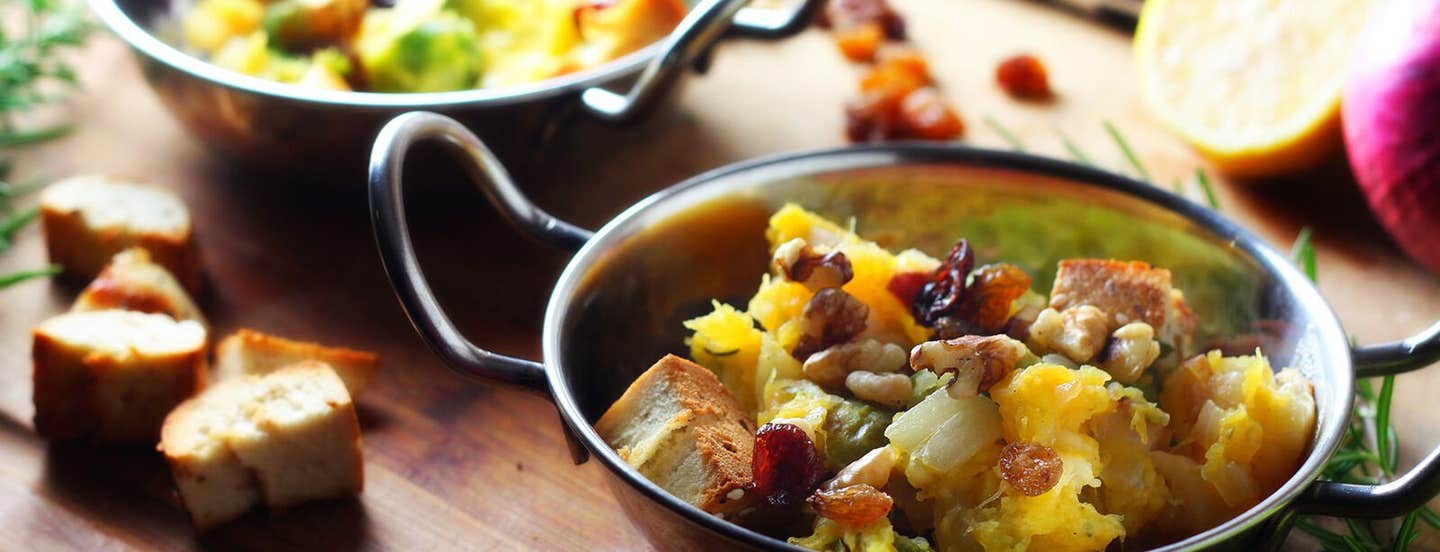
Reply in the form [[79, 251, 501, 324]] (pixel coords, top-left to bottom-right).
[[2, 0, 1438, 549]]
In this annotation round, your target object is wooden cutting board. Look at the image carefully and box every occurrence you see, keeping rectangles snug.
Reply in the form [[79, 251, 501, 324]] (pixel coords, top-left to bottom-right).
[[2, 0, 1438, 549]]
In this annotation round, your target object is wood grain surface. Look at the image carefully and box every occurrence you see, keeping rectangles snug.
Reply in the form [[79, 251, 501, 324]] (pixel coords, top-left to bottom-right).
[[1, 0, 1438, 549]]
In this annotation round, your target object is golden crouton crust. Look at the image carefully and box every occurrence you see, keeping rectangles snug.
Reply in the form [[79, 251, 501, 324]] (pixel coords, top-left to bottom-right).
[[72, 248, 206, 326], [216, 329, 379, 396], [41, 202, 202, 293], [32, 325, 207, 442], [1049, 259, 1173, 328], [596, 355, 756, 514]]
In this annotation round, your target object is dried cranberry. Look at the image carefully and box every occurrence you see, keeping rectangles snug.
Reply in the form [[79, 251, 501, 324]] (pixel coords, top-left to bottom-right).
[[886, 272, 930, 307], [748, 423, 824, 506], [912, 239, 974, 326], [996, 54, 1052, 101]]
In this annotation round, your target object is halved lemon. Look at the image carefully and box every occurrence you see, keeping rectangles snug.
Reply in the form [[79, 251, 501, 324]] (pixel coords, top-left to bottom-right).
[[1134, 0, 1374, 178]]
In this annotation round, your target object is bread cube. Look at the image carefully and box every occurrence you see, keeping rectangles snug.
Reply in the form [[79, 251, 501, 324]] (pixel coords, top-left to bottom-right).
[[72, 248, 206, 328], [215, 329, 378, 397], [160, 362, 364, 530], [32, 310, 207, 442], [40, 175, 201, 292], [596, 355, 756, 514], [1048, 259, 1197, 357], [227, 362, 364, 508], [158, 377, 261, 530]]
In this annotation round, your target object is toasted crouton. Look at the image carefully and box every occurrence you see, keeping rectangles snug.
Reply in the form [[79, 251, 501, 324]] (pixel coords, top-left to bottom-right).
[[596, 355, 756, 514], [160, 362, 363, 531], [214, 329, 378, 397], [71, 248, 206, 327], [158, 377, 260, 530], [1048, 259, 1197, 360], [33, 310, 207, 442], [40, 175, 201, 292]]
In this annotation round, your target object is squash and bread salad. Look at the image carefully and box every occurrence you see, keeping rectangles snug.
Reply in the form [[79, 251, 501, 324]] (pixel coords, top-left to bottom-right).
[[597, 205, 1318, 551], [177, 0, 686, 92]]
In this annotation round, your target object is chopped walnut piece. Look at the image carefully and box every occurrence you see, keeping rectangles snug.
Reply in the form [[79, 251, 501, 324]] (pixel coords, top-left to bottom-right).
[[803, 339, 907, 391], [999, 442, 1063, 496], [794, 288, 870, 359], [1097, 322, 1162, 384], [844, 370, 911, 408], [773, 238, 854, 291], [808, 483, 894, 526], [995, 54, 1052, 100], [909, 335, 1029, 398], [824, 445, 897, 491], [1026, 306, 1108, 362]]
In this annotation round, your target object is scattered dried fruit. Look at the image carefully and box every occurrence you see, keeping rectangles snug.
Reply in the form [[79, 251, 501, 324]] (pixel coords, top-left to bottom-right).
[[899, 87, 965, 140], [834, 21, 885, 62], [996, 54, 1053, 100], [912, 239, 974, 326], [955, 263, 1033, 333], [808, 483, 894, 526], [750, 423, 824, 506], [819, 0, 905, 39], [998, 441, 1063, 496]]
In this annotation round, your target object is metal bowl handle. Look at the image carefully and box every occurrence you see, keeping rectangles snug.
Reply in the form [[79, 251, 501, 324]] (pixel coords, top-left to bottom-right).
[[580, 0, 822, 123], [1293, 319, 1440, 517], [368, 111, 594, 391]]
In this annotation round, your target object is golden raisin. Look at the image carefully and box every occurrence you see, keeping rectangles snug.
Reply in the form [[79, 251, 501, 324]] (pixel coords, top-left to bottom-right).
[[834, 21, 885, 62], [808, 483, 894, 526], [958, 263, 1033, 333], [996, 54, 1052, 100], [820, 0, 906, 39], [999, 441, 1063, 496], [898, 87, 964, 140]]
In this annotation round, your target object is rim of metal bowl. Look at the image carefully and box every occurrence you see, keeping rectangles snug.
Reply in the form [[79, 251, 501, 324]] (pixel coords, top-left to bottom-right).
[[89, 0, 668, 110], [542, 143, 1354, 551]]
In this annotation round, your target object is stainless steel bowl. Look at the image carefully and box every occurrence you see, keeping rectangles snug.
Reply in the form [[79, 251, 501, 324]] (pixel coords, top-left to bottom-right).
[[89, 0, 818, 167], [369, 112, 1440, 550]]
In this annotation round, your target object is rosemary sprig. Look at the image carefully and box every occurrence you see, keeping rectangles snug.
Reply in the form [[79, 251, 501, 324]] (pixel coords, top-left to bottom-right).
[[1291, 226, 1427, 550], [1103, 119, 1153, 182], [0, 205, 39, 250], [983, 116, 1026, 152], [1194, 168, 1220, 210], [0, 0, 93, 144], [0, 263, 59, 288], [1290, 226, 1317, 283], [1054, 127, 1094, 167]]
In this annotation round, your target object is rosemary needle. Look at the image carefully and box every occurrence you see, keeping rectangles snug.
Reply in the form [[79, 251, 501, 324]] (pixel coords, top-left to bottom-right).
[[1103, 120, 1153, 182], [0, 264, 59, 288], [983, 116, 1025, 152], [1054, 127, 1094, 167], [1290, 226, 1318, 283], [1194, 168, 1221, 210]]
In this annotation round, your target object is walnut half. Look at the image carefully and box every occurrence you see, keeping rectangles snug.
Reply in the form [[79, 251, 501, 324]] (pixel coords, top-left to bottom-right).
[[794, 288, 870, 359], [773, 238, 854, 291], [909, 335, 1029, 398], [803, 339, 908, 391], [1026, 306, 1108, 362]]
